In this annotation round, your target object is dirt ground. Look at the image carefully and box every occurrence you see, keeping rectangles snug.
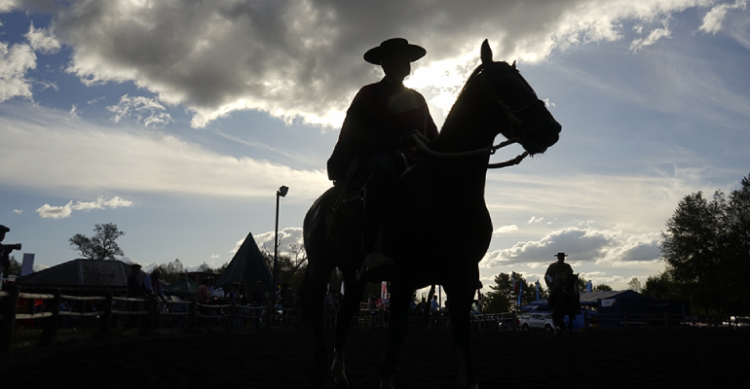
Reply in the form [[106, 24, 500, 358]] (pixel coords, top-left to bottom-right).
[[1, 326, 748, 388]]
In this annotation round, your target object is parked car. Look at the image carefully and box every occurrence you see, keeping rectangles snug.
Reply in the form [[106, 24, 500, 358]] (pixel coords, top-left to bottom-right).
[[519, 312, 555, 332]]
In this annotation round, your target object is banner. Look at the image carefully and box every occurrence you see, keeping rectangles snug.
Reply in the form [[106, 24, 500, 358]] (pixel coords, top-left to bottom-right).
[[535, 280, 540, 301], [586, 280, 592, 293], [21, 253, 35, 276], [517, 281, 523, 307], [381, 281, 388, 300]]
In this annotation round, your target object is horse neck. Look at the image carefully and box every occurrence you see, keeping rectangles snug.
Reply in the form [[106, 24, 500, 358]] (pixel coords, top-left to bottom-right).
[[430, 84, 510, 189]]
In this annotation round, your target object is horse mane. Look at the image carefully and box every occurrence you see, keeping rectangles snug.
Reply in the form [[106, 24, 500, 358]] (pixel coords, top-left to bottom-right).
[[440, 64, 486, 135]]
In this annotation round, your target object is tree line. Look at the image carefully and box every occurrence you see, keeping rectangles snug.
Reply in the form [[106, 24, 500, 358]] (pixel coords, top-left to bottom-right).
[[647, 172, 750, 314]]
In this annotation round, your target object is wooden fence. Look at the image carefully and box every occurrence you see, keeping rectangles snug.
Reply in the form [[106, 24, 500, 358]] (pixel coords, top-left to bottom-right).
[[0, 285, 271, 351], [3, 284, 746, 352]]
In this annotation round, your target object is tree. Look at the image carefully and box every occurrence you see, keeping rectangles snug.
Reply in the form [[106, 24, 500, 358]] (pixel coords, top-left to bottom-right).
[[661, 190, 728, 313], [69, 223, 125, 260], [641, 272, 675, 300], [483, 272, 543, 313], [593, 284, 613, 292], [152, 258, 186, 283], [627, 277, 642, 293], [5, 255, 22, 276]]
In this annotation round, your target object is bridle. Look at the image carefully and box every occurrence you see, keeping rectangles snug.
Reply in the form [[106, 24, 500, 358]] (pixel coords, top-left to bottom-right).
[[412, 62, 545, 169]]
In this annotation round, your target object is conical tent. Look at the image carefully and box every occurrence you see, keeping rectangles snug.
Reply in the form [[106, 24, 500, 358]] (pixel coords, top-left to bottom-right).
[[215, 231, 274, 290]]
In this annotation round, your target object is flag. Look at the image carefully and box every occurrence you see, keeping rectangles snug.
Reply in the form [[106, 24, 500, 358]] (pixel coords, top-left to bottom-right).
[[586, 280, 592, 293], [535, 280, 540, 301], [517, 281, 523, 307], [512, 275, 518, 293], [21, 253, 35, 276], [341, 281, 345, 296], [381, 281, 387, 300]]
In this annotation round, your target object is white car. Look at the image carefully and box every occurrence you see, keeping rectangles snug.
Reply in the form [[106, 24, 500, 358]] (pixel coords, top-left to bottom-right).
[[520, 312, 555, 332]]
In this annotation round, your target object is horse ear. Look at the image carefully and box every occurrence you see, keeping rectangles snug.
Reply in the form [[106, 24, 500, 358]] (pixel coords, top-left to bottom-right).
[[512, 60, 516, 69], [481, 39, 493, 65]]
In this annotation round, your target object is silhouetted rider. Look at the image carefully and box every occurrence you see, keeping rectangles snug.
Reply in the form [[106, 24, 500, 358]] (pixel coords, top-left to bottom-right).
[[545, 252, 574, 315], [327, 38, 438, 279]]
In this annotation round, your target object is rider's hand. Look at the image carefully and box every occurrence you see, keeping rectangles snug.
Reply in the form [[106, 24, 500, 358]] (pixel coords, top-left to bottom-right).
[[399, 129, 419, 147]]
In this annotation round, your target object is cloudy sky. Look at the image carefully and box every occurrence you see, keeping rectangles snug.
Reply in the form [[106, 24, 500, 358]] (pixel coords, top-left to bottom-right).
[[1, 0, 749, 291]]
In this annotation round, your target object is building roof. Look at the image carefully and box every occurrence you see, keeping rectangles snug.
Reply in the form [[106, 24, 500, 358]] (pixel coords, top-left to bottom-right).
[[15, 258, 145, 289], [525, 290, 649, 308]]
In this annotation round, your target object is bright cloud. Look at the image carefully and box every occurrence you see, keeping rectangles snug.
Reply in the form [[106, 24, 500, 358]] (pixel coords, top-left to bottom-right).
[[107, 94, 173, 127], [252, 227, 304, 257], [0, 104, 331, 201], [700, 0, 748, 34], [0, 41, 36, 103], [35, 196, 134, 219], [494, 225, 519, 234], [630, 19, 672, 52], [24, 21, 61, 54], [12, 209, 22, 214]]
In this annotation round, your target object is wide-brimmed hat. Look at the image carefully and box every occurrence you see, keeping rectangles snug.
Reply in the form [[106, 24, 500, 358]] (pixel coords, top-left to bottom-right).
[[555, 253, 568, 258], [364, 38, 426, 65], [0, 225, 9, 233], [130, 263, 142, 269]]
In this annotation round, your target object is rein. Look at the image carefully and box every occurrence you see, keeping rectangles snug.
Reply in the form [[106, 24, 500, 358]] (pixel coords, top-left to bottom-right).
[[411, 133, 529, 169], [409, 64, 544, 170]]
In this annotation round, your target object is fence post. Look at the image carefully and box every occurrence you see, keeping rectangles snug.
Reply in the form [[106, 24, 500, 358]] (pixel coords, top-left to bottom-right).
[[228, 300, 235, 334], [98, 293, 112, 339], [40, 289, 61, 346], [0, 285, 20, 352], [187, 299, 196, 333], [144, 296, 154, 336]]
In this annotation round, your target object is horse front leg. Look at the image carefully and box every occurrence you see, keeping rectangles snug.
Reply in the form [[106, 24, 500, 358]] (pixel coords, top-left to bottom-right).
[[379, 282, 411, 389], [331, 275, 366, 388], [445, 284, 478, 389]]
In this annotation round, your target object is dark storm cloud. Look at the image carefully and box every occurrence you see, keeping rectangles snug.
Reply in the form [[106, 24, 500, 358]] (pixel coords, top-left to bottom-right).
[[5, 0, 722, 127]]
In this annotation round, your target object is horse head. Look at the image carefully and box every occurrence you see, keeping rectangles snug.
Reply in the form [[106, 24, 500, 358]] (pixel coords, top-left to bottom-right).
[[563, 273, 580, 296], [478, 39, 561, 155]]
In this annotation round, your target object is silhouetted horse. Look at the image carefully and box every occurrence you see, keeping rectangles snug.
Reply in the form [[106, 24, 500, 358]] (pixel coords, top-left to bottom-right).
[[297, 40, 561, 389], [551, 273, 581, 338]]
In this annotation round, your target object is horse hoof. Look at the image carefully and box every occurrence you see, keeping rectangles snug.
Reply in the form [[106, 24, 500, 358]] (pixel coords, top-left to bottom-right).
[[379, 376, 395, 389]]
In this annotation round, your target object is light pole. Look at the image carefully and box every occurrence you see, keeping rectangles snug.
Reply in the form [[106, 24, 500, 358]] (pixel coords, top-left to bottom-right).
[[268, 185, 288, 328]]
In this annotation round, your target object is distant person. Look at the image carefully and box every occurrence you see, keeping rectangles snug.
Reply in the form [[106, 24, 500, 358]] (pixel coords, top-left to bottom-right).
[[143, 269, 168, 304], [544, 252, 580, 315], [279, 283, 296, 325], [430, 295, 440, 312], [0, 224, 19, 278], [250, 281, 265, 327], [196, 277, 211, 328], [126, 263, 145, 328], [127, 264, 145, 298]]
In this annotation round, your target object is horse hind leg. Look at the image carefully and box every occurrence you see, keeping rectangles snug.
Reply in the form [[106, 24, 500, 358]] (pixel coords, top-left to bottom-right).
[[331, 274, 366, 388], [297, 257, 335, 388]]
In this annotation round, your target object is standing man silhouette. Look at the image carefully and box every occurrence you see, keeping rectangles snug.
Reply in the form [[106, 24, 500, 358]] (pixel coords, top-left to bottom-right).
[[327, 38, 438, 280], [544, 252, 574, 315]]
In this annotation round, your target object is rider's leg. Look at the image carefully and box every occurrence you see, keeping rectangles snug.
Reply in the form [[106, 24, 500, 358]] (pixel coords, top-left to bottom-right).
[[359, 152, 400, 279]]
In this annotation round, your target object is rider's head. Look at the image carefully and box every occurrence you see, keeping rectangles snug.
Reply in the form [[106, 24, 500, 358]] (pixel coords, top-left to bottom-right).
[[556, 252, 567, 263], [364, 38, 425, 84]]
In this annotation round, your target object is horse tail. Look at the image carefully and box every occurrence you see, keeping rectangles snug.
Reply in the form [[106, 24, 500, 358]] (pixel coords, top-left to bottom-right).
[[294, 188, 338, 328]]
